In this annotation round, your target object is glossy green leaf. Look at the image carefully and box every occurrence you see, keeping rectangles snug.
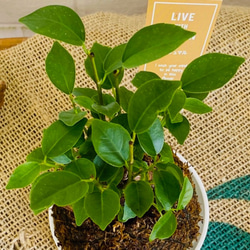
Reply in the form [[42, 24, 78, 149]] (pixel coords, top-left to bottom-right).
[[159, 143, 174, 163], [149, 210, 177, 241], [182, 53, 245, 93], [30, 171, 89, 212], [85, 189, 120, 230], [42, 119, 85, 157], [153, 170, 181, 211], [156, 162, 184, 186], [185, 92, 209, 101], [26, 148, 54, 171], [72, 198, 88, 226], [75, 96, 94, 110], [128, 79, 180, 133], [92, 102, 120, 118], [59, 108, 87, 126], [184, 98, 212, 114], [119, 87, 133, 112], [170, 113, 183, 124], [165, 115, 190, 144], [177, 177, 193, 210], [91, 119, 130, 167], [111, 114, 131, 133], [79, 140, 97, 160], [122, 23, 195, 68], [168, 89, 186, 122], [19, 5, 85, 45], [6, 162, 40, 189], [104, 43, 126, 74], [26, 148, 46, 163], [124, 181, 154, 217], [118, 201, 136, 223], [137, 118, 164, 156], [94, 156, 124, 184], [50, 154, 72, 164], [132, 71, 160, 88], [46, 42, 75, 94], [85, 43, 111, 82], [73, 87, 98, 98], [65, 158, 96, 179]]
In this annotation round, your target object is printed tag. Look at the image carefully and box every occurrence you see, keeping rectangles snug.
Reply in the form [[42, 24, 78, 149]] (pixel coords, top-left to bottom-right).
[[142, 0, 222, 80]]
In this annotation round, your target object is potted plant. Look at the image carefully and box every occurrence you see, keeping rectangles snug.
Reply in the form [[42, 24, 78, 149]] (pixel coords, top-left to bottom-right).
[[6, 5, 244, 249]]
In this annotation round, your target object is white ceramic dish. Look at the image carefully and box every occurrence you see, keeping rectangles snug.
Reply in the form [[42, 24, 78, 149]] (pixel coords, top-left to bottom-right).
[[49, 153, 209, 250]]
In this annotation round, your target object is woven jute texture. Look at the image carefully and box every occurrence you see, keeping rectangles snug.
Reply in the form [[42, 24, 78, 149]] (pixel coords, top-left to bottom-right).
[[0, 5, 249, 249]]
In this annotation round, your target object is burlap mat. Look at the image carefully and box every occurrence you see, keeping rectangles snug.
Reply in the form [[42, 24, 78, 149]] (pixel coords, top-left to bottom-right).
[[0, 5, 249, 249]]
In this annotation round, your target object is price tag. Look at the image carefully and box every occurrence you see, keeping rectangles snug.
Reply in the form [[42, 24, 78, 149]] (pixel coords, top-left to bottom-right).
[[142, 0, 223, 80]]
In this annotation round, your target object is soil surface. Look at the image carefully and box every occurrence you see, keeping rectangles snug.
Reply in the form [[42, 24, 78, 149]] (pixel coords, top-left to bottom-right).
[[52, 155, 202, 249]]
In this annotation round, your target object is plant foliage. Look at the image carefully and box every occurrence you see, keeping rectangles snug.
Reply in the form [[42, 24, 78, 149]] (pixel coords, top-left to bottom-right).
[[7, 5, 244, 241]]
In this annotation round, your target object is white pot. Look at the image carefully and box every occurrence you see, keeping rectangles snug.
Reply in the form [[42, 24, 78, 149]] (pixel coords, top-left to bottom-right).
[[49, 153, 209, 250]]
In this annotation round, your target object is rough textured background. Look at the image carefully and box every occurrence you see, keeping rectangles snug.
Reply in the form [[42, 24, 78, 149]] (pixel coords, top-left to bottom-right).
[[0, 5, 249, 249]]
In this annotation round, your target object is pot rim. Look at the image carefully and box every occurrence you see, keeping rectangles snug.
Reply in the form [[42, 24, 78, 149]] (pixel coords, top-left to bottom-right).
[[49, 153, 209, 250]]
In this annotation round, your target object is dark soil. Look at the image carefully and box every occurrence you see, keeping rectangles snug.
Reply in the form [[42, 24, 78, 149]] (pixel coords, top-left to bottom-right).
[[52, 155, 202, 249]]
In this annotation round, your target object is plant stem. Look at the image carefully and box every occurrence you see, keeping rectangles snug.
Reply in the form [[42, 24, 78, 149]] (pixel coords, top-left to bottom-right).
[[128, 132, 136, 183], [113, 70, 120, 105], [69, 94, 78, 113], [89, 52, 103, 105]]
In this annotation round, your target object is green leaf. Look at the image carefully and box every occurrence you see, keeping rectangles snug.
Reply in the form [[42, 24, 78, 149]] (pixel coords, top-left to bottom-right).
[[19, 5, 85, 45], [156, 163, 184, 186], [30, 171, 89, 212], [85, 43, 111, 82], [92, 102, 120, 118], [94, 156, 124, 185], [59, 108, 87, 126], [26, 148, 54, 171], [72, 198, 88, 226], [65, 158, 96, 179], [168, 89, 186, 122], [153, 170, 181, 211], [26, 148, 46, 163], [122, 23, 195, 68], [111, 114, 131, 133], [6, 162, 40, 189], [79, 140, 97, 160], [159, 143, 174, 163], [149, 210, 177, 241], [182, 53, 245, 93], [165, 115, 190, 144], [91, 119, 130, 167], [85, 189, 120, 230], [42, 119, 85, 157], [184, 98, 212, 114], [137, 118, 164, 156], [75, 96, 94, 110], [185, 92, 209, 101], [177, 177, 193, 210], [118, 201, 136, 223], [119, 87, 134, 113], [124, 181, 154, 217], [46, 42, 75, 94], [128, 79, 180, 133], [132, 71, 160, 88], [50, 154, 72, 164], [104, 43, 126, 74], [73, 87, 98, 98]]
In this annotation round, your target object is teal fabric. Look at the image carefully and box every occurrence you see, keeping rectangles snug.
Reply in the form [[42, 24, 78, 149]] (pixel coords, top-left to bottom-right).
[[202, 176, 250, 249], [202, 222, 250, 249], [207, 175, 250, 201]]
